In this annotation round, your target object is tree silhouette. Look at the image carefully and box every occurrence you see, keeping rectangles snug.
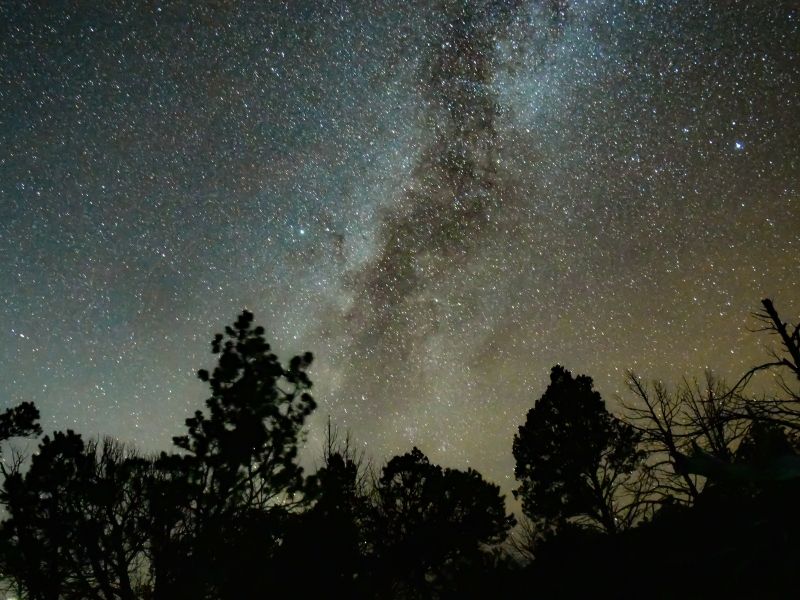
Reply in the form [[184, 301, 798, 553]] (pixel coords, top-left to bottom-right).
[[0, 432, 149, 600], [726, 299, 800, 433], [177, 309, 315, 512], [143, 452, 203, 600], [751, 298, 800, 387], [149, 310, 316, 599], [621, 372, 753, 509], [7, 299, 800, 598], [372, 447, 514, 598], [513, 365, 643, 537], [275, 422, 373, 598], [0, 401, 41, 445]]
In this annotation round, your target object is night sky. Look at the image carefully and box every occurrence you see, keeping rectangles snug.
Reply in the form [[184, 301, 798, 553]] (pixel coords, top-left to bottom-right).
[[1, 0, 798, 492]]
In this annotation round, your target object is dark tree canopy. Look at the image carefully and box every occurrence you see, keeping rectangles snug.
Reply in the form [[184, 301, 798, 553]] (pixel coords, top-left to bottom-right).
[[147, 310, 317, 600], [175, 309, 316, 514], [277, 447, 372, 599], [0, 401, 41, 445], [513, 365, 642, 535], [373, 447, 514, 596], [0, 432, 148, 600]]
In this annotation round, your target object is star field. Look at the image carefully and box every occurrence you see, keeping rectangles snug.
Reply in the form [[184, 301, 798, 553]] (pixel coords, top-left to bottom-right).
[[1, 0, 798, 491]]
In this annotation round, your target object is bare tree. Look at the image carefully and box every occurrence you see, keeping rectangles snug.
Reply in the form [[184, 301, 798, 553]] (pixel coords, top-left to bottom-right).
[[621, 372, 751, 508], [752, 298, 800, 387], [721, 299, 800, 433], [319, 416, 372, 496]]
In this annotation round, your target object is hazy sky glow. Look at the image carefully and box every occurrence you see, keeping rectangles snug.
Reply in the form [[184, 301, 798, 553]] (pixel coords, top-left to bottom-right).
[[1, 0, 798, 491]]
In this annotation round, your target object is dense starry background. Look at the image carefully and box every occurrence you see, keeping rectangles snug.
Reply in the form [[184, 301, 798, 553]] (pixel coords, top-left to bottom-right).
[[1, 0, 798, 492]]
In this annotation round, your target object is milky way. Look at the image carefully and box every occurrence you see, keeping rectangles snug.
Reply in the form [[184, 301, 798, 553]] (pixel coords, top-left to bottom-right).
[[1, 0, 798, 492]]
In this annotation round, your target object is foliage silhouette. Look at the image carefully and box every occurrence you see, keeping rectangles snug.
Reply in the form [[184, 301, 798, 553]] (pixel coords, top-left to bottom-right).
[[513, 365, 643, 537], [2, 299, 800, 598], [0, 433, 149, 600], [372, 447, 514, 598], [0, 401, 41, 445], [145, 310, 316, 600], [177, 309, 315, 512], [271, 421, 374, 599]]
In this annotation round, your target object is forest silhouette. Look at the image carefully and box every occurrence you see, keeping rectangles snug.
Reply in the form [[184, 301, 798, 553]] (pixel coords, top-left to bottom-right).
[[1, 298, 799, 599]]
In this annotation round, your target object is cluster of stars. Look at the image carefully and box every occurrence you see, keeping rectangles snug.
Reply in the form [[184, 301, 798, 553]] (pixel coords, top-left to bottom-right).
[[0, 1, 797, 493]]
